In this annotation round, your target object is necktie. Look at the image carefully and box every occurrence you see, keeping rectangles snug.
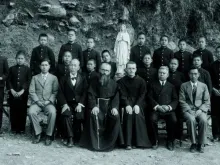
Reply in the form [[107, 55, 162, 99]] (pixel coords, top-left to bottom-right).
[[161, 81, 165, 87], [71, 77, 76, 86], [192, 84, 197, 104]]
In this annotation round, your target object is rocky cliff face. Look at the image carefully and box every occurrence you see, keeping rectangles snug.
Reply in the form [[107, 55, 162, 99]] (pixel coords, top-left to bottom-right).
[[1, 0, 220, 65]]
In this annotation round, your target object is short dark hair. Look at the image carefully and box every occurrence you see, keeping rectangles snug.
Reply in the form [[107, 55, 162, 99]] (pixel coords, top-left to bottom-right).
[[67, 29, 76, 34], [192, 54, 202, 61], [16, 50, 26, 58], [178, 38, 187, 45], [189, 66, 198, 72], [142, 53, 152, 60], [199, 36, 206, 41], [40, 58, 51, 65], [87, 59, 96, 66], [126, 61, 137, 68], [87, 37, 95, 41], [63, 51, 72, 56], [160, 35, 169, 41], [170, 58, 179, 64], [137, 32, 145, 38], [101, 50, 111, 57], [38, 33, 48, 40]]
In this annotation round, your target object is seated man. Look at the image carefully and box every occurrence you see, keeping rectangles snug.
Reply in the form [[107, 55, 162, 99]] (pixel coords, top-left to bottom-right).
[[58, 59, 87, 147], [148, 66, 178, 151], [80, 63, 123, 151], [28, 58, 59, 146], [118, 61, 151, 150], [179, 66, 210, 153]]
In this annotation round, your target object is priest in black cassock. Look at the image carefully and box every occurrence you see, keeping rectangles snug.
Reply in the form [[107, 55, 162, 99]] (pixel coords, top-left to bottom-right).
[[118, 61, 151, 150], [79, 63, 123, 151]]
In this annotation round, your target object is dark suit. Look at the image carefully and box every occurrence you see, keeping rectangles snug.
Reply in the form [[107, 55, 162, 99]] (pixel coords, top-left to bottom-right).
[[210, 60, 220, 138], [179, 81, 210, 144], [174, 50, 192, 77], [83, 49, 101, 72], [58, 42, 83, 66], [28, 73, 59, 136], [153, 47, 174, 69], [0, 56, 9, 130], [148, 80, 178, 144], [193, 48, 214, 70], [7, 65, 31, 132], [130, 45, 151, 68], [58, 73, 87, 142], [30, 45, 56, 76]]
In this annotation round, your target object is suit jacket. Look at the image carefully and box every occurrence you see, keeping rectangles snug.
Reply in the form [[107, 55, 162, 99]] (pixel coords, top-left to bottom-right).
[[147, 80, 178, 111], [179, 81, 210, 113], [83, 49, 101, 71], [198, 68, 212, 94], [193, 48, 214, 70], [153, 47, 174, 69], [130, 45, 151, 68], [0, 56, 9, 87], [30, 45, 56, 76], [58, 42, 83, 66], [29, 73, 59, 104], [58, 74, 88, 106]]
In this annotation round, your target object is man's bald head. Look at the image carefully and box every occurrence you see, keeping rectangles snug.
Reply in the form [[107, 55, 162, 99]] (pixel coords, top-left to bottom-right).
[[69, 58, 80, 74]]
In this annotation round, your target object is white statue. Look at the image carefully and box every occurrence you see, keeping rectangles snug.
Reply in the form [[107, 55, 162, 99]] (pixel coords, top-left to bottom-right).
[[114, 24, 130, 71]]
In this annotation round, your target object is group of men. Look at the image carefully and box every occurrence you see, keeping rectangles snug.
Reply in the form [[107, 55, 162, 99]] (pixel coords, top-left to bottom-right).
[[0, 30, 219, 154]]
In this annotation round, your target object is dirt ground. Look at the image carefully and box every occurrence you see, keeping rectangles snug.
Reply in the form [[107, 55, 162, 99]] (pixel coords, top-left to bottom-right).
[[0, 113, 220, 165]]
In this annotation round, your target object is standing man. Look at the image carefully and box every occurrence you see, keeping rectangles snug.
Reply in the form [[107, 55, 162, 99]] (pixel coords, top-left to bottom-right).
[[28, 58, 59, 146], [58, 59, 87, 147], [80, 63, 123, 151], [193, 37, 214, 70], [118, 61, 151, 150], [130, 32, 151, 68], [179, 66, 210, 153], [210, 46, 220, 142], [148, 66, 178, 151]]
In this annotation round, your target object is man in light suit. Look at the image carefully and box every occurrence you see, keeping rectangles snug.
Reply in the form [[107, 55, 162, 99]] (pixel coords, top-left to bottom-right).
[[179, 66, 210, 153], [28, 58, 59, 146]]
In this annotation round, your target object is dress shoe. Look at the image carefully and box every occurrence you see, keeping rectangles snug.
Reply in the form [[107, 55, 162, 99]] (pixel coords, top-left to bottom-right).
[[152, 141, 158, 150], [32, 134, 41, 144], [126, 146, 132, 150], [45, 136, 52, 146], [67, 138, 74, 148], [190, 143, 197, 153], [212, 137, 219, 143], [167, 141, 174, 151], [197, 144, 204, 153]]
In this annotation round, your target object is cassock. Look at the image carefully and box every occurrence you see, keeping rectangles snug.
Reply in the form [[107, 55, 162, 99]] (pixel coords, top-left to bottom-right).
[[107, 62, 117, 79], [167, 71, 185, 139], [209, 60, 220, 138], [118, 75, 151, 147], [30, 45, 56, 76], [80, 79, 123, 151], [174, 50, 192, 77], [193, 48, 214, 70], [58, 42, 83, 66], [130, 45, 151, 68], [58, 73, 87, 142], [83, 49, 101, 72], [7, 65, 31, 132], [55, 64, 70, 81], [137, 66, 157, 87], [198, 68, 212, 94], [153, 47, 174, 69], [147, 80, 178, 144]]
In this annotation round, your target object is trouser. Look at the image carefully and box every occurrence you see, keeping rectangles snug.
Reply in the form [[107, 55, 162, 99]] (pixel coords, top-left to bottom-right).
[[9, 95, 28, 132], [150, 111, 177, 144], [183, 111, 207, 144], [28, 104, 56, 136], [0, 87, 4, 130]]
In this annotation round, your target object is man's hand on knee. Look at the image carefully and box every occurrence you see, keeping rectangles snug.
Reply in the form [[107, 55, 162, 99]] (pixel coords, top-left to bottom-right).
[[196, 109, 203, 117], [61, 104, 70, 114], [111, 108, 118, 116], [125, 105, 133, 114], [91, 107, 99, 115], [133, 105, 140, 114]]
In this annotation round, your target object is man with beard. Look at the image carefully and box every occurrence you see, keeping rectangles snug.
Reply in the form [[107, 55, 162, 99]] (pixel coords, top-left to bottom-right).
[[58, 59, 87, 147], [80, 63, 123, 151], [118, 61, 151, 150]]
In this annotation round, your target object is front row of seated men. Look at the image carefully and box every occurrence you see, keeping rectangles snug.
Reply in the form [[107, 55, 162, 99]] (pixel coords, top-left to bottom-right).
[[28, 58, 210, 153]]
